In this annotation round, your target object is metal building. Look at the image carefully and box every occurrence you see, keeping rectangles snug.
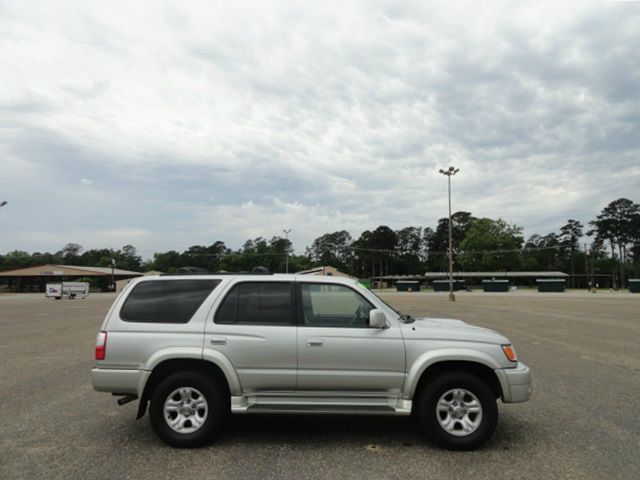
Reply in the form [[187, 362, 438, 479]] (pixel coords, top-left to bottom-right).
[[0, 264, 142, 292]]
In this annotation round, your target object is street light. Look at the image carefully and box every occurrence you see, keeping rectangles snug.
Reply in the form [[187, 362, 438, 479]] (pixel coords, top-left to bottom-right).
[[438, 167, 459, 302], [0, 201, 7, 256], [282, 229, 292, 273], [110, 257, 116, 292]]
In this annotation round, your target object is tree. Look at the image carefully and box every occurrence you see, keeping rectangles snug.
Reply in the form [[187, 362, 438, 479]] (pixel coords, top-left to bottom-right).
[[152, 250, 182, 273], [306, 231, 353, 272], [590, 198, 640, 288], [120, 245, 143, 271], [426, 212, 476, 271], [268, 236, 292, 273], [421, 227, 434, 265], [0, 250, 33, 271], [362, 226, 397, 278], [61, 243, 83, 265], [181, 245, 211, 271], [394, 226, 425, 275], [559, 219, 583, 287], [458, 218, 524, 271], [522, 233, 561, 271]]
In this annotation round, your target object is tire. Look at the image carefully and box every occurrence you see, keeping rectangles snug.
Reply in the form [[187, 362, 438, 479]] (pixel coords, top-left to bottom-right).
[[149, 371, 228, 448], [418, 371, 498, 450]]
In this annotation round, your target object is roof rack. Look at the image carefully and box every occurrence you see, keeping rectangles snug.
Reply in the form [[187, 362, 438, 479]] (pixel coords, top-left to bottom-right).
[[163, 266, 273, 276]]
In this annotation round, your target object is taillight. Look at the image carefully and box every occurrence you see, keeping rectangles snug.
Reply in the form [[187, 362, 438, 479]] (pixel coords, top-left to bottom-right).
[[95, 331, 107, 360]]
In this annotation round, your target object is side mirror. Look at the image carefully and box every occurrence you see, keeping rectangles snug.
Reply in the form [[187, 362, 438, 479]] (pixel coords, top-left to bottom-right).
[[369, 309, 389, 329]]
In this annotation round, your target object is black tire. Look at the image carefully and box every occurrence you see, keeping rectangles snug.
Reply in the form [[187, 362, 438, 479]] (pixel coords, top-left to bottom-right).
[[418, 371, 498, 450], [149, 371, 228, 448]]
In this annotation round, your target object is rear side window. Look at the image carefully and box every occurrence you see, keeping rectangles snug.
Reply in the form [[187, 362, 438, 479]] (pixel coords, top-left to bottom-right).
[[215, 282, 294, 325], [121, 280, 221, 323]]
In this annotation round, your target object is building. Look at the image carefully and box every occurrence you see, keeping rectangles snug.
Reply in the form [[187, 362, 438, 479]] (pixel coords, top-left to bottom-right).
[[296, 266, 356, 279], [0, 264, 143, 292], [115, 271, 162, 292], [371, 271, 570, 290]]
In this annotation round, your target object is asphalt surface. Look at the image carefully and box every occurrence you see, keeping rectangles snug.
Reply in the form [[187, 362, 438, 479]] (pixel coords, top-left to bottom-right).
[[0, 290, 639, 480]]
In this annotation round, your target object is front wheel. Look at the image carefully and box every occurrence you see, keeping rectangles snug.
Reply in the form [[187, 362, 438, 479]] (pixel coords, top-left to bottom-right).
[[418, 372, 498, 450], [149, 372, 228, 448]]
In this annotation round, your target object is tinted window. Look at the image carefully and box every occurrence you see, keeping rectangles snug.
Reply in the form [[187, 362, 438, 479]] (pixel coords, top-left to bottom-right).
[[215, 282, 293, 325], [300, 283, 374, 328], [121, 280, 221, 323]]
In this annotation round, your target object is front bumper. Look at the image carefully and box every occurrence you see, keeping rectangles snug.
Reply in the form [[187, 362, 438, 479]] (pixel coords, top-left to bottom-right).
[[495, 361, 532, 403], [91, 368, 149, 396]]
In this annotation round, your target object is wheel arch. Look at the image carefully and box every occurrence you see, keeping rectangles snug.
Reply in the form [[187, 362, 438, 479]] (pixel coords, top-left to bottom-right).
[[136, 358, 234, 420], [409, 360, 503, 411]]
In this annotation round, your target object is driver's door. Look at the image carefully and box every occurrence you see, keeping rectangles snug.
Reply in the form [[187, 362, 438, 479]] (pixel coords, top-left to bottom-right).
[[295, 282, 405, 393]]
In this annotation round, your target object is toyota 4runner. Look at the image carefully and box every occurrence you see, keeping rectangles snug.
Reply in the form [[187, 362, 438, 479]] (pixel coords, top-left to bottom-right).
[[91, 273, 532, 450]]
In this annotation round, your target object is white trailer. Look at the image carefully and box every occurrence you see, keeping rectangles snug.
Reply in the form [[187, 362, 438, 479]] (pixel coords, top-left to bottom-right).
[[46, 282, 89, 299]]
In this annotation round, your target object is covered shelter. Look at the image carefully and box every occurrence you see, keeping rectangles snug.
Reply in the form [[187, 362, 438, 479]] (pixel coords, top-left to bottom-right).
[[374, 272, 569, 290], [296, 266, 356, 279], [0, 264, 143, 293], [115, 271, 162, 292], [423, 271, 568, 289]]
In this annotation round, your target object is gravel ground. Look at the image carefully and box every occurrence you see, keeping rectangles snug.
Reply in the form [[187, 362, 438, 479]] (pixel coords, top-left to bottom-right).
[[0, 291, 638, 480]]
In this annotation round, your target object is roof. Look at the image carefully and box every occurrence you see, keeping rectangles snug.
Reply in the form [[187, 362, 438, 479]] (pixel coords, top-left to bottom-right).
[[423, 271, 569, 278], [0, 264, 143, 277], [297, 265, 340, 275], [296, 266, 356, 279], [375, 271, 569, 280]]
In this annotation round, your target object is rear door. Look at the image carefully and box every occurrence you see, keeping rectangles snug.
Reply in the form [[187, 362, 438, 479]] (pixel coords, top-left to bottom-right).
[[296, 282, 405, 393], [204, 281, 297, 392]]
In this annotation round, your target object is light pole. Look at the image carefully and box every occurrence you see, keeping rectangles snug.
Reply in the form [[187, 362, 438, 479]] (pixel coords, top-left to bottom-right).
[[282, 229, 292, 273], [0, 201, 7, 256], [438, 166, 459, 302], [110, 257, 116, 292]]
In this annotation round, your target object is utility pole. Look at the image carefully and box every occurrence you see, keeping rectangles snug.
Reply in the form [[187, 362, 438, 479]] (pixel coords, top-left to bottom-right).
[[438, 166, 460, 302], [0, 201, 7, 256], [282, 229, 292, 273], [584, 243, 589, 290], [110, 257, 116, 292]]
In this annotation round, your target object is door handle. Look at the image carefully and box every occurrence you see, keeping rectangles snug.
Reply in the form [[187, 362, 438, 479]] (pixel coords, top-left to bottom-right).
[[210, 336, 227, 345], [307, 338, 323, 346]]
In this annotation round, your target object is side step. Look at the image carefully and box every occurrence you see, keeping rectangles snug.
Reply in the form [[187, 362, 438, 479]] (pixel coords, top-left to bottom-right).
[[246, 404, 395, 415], [231, 393, 413, 415]]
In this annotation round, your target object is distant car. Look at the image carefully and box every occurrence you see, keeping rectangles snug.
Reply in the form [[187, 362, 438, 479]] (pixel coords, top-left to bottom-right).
[[91, 273, 531, 450]]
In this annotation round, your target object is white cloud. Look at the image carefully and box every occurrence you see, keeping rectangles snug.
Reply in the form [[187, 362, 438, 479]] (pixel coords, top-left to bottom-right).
[[0, 0, 638, 256]]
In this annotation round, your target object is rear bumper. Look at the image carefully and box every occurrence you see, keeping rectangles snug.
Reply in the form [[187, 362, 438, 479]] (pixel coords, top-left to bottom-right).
[[91, 368, 149, 397], [495, 362, 532, 403]]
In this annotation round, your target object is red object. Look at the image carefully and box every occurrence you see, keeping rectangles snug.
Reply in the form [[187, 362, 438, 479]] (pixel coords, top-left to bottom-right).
[[95, 331, 107, 360]]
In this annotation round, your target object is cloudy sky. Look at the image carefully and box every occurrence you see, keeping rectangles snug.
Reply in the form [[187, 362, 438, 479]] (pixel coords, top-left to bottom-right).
[[1, 0, 639, 257]]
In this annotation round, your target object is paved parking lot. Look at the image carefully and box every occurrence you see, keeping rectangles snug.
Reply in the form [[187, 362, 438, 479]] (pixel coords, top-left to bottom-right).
[[1, 291, 638, 480]]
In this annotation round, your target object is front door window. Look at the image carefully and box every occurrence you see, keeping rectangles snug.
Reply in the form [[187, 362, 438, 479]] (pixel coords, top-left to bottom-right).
[[300, 283, 374, 328]]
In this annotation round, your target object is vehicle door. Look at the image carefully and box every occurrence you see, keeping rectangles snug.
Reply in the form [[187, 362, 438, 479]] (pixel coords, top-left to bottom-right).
[[204, 281, 297, 392], [296, 282, 405, 393]]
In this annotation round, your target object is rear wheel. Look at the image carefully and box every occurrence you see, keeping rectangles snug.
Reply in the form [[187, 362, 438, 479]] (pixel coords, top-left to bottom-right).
[[149, 372, 228, 448], [418, 371, 498, 450]]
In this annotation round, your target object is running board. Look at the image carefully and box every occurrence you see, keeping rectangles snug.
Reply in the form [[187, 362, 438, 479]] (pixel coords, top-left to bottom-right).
[[247, 404, 395, 414], [231, 394, 412, 416]]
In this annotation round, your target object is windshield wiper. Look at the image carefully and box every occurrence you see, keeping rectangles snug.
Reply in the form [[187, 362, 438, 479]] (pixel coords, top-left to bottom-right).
[[398, 314, 415, 324]]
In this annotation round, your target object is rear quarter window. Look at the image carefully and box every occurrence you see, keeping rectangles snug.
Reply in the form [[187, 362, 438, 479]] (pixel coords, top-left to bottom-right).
[[120, 279, 221, 323]]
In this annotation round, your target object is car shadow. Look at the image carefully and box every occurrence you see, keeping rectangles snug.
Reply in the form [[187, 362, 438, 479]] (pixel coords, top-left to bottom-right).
[[220, 414, 425, 447]]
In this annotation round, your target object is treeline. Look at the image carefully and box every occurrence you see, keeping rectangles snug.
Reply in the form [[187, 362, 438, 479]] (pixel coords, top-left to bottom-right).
[[1, 198, 638, 286]]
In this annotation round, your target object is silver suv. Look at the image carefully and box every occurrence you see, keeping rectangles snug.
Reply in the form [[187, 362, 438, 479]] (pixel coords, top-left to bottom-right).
[[91, 274, 532, 450]]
